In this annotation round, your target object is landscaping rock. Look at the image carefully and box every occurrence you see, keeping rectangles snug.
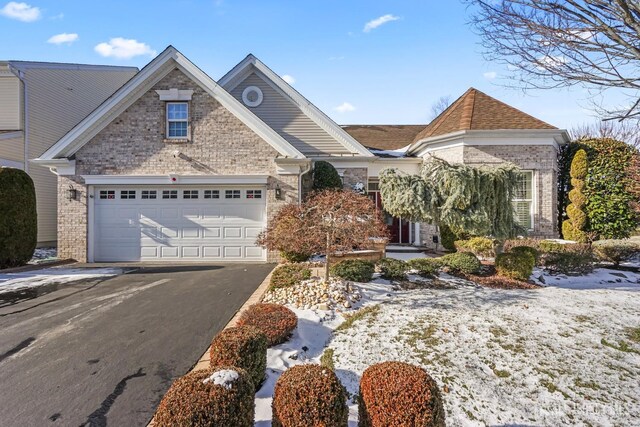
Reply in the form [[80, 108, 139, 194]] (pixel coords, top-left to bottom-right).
[[262, 277, 362, 311]]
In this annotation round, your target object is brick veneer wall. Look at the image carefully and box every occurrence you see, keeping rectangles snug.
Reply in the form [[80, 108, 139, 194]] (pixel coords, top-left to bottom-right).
[[342, 168, 368, 191], [57, 68, 299, 262]]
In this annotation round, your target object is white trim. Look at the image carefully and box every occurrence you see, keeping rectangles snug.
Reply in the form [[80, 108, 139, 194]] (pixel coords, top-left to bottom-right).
[[0, 131, 23, 140], [87, 185, 95, 263], [155, 88, 194, 101], [241, 86, 263, 107], [0, 158, 24, 169], [513, 170, 535, 232], [30, 158, 76, 175], [36, 46, 305, 161], [218, 54, 374, 157], [81, 174, 270, 185], [165, 102, 189, 139]]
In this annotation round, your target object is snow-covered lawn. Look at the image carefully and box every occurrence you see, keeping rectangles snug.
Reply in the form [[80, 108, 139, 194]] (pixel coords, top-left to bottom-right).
[[0, 267, 122, 295], [28, 247, 58, 264], [257, 269, 640, 426]]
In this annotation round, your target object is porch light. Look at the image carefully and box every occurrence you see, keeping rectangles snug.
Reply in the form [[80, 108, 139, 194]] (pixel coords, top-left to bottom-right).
[[67, 185, 78, 201], [275, 185, 282, 200]]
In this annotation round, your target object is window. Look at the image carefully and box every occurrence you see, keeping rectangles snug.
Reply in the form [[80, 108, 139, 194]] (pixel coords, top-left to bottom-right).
[[225, 190, 241, 199], [166, 102, 188, 139], [368, 181, 379, 192], [99, 190, 115, 200], [120, 190, 136, 199], [183, 190, 199, 199], [141, 190, 157, 199], [246, 189, 262, 199], [162, 190, 178, 199], [513, 171, 534, 230], [204, 190, 219, 199]]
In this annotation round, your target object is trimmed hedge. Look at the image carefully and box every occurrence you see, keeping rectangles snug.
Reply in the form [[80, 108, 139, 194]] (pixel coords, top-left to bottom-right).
[[509, 246, 539, 263], [280, 251, 311, 263], [440, 252, 481, 275], [359, 361, 445, 427], [153, 367, 254, 427], [592, 239, 640, 265], [376, 258, 407, 280], [209, 326, 267, 389], [495, 252, 535, 281], [0, 168, 37, 269], [454, 237, 495, 258], [438, 224, 457, 252], [406, 258, 441, 277], [270, 264, 312, 290], [536, 241, 595, 275], [330, 259, 375, 282], [312, 161, 343, 191], [272, 364, 348, 427], [237, 303, 298, 346]]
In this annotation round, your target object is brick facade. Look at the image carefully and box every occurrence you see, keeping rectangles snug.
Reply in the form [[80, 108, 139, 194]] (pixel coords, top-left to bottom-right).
[[341, 168, 368, 191], [58, 68, 299, 262]]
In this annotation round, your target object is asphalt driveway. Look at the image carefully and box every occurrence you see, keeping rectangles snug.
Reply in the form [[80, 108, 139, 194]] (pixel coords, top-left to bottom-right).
[[0, 263, 274, 426]]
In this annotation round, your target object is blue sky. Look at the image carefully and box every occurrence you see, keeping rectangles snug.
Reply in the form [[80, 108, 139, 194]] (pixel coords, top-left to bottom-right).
[[0, 0, 623, 129]]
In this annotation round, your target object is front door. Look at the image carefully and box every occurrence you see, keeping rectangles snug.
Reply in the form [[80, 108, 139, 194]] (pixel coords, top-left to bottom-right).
[[368, 183, 410, 244]]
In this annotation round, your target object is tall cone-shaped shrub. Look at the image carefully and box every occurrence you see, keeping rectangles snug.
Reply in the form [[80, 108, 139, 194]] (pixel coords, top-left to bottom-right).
[[562, 149, 588, 242]]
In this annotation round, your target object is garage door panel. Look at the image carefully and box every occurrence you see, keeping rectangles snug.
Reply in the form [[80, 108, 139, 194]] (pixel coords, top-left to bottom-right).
[[182, 227, 200, 238], [203, 246, 221, 258], [141, 247, 159, 258], [245, 246, 264, 258], [224, 227, 242, 238], [181, 246, 200, 257], [203, 227, 221, 238], [223, 246, 242, 258], [160, 246, 179, 258]]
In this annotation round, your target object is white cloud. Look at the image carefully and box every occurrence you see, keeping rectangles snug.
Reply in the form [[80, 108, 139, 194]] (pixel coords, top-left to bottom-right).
[[47, 33, 78, 45], [0, 2, 41, 22], [94, 38, 156, 59], [363, 14, 399, 32], [334, 102, 356, 113], [281, 74, 295, 85], [483, 71, 497, 80]]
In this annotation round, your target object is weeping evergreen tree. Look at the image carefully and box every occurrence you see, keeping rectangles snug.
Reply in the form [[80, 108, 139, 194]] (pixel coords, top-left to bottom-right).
[[379, 157, 523, 238]]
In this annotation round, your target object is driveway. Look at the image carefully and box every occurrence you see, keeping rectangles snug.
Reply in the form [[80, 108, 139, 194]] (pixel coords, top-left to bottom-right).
[[0, 263, 274, 426]]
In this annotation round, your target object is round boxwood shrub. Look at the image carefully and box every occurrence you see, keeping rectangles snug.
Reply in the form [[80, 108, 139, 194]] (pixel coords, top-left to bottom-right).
[[0, 168, 37, 269], [376, 258, 407, 280], [440, 252, 481, 275], [270, 264, 312, 290], [509, 246, 539, 263], [406, 258, 441, 277], [495, 252, 535, 281], [153, 367, 254, 427], [312, 160, 343, 191], [272, 364, 348, 427], [330, 259, 375, 282], [454, 237, 495, 258], [592, 239, 640, 265], [280, 250, 311, 263], [209, 326, 267, 389], [359, 361, 445, 427], [236, 303, 298, 346]]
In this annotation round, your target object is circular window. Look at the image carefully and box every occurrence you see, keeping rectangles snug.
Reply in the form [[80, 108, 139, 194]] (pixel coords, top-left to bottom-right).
[[242, 86, 263, 107]]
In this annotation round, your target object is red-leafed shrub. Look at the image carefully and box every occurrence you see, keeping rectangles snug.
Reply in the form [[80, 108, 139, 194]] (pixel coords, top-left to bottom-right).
[[209, 326, 267, 389], [237, 303, 297, 346], [359, 361, 445, 427], [272, 364, 348, 427], [153, 367, 254, 427]]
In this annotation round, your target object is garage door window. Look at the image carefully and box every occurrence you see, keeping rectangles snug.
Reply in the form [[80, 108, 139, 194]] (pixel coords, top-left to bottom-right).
[[204, 190, 219, 199], [99, 190, 115, 200], [225, 190, 241, 199], [162, 190, 178, 199], [246, 190, 262, 199], [141, 190, 157, 199], [121, 190, 136, 199], [183, 190, 199, 199]]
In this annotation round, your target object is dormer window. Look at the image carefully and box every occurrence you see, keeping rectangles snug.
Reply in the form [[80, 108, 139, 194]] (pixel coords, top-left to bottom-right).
[[166, 102, 189, 139]]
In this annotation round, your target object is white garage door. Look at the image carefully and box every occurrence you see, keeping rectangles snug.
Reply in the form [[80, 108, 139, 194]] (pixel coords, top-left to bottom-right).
[[93, 186, 267, 262]]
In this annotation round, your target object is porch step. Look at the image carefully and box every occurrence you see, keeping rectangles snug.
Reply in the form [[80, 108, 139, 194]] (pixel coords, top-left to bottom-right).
[[385, 246, 429, 254]]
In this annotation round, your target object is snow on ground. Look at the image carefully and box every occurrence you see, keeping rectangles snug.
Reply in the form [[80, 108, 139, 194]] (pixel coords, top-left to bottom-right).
[[28, 247, 58, 264], [258, 269, 640, 426], [0, 267, 122, 294]]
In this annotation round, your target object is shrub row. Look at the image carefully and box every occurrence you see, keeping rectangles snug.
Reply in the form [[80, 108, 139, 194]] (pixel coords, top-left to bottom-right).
[[330, 259, 375, 282], [502, 239, 595, 275], [270, 264, 312, 290], [209, 326, 268, 388], [592, 239, 640, 265], [454, 237, 495, 258], [237, 303, 298, 346]]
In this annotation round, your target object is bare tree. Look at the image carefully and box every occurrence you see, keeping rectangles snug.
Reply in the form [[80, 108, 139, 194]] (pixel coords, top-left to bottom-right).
[[430, 95, 452, 119], [466, 0, 640, 121], [570, 120, 640, 148]]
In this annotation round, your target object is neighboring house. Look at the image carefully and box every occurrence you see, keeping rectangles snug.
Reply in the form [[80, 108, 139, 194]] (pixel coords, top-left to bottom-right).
[[33, 46, 568, 263], [0, 61, 138, 245]]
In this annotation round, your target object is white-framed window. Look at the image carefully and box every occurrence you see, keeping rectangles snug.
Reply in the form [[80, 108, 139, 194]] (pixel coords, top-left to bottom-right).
[[246, 189, 262, 199], [120, 190, 136, 199], [141, 190, 157, 199], [225, 189, 241, 199], [183, 190, 199, 199], [204, 190, 220, 199], [513, 171, 534, 230], [166, 102, 189, 139], [162, 190, 178, 199], [99, 190, 115, 200]]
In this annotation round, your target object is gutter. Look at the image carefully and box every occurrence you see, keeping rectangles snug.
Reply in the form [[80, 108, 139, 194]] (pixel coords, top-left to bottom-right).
[[298, 161, 313, 204]]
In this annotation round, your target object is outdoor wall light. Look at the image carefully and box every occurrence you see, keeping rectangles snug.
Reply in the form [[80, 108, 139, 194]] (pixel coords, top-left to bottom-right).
[[67, 185, 78, 201], [275, 185, 282, 200]]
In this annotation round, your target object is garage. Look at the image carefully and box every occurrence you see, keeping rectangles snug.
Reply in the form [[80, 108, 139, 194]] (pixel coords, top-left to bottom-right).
[[91, 186, 267, 262]]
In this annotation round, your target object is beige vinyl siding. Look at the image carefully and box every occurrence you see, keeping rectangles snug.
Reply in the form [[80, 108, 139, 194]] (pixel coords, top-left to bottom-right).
[[230, 72, 351, 155], [0, 75, 22, 130], [23, 67, 137, 243], [0, 136, 24, 163]]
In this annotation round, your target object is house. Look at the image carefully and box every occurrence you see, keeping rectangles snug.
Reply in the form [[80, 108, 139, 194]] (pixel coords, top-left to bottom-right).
[[33, 46, 568, 263], [0, 61, 138, 245]]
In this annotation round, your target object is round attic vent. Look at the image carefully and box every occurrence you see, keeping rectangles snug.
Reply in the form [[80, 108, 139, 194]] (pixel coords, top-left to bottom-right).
[[242, 86, 263, 107]]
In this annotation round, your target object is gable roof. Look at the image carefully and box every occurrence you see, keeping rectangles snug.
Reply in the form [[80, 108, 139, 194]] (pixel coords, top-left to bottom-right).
[[35, 46, 304, 162], [342, 125, 425, 151], [218, 55, 374, 157], [414, 88, 557, 143]]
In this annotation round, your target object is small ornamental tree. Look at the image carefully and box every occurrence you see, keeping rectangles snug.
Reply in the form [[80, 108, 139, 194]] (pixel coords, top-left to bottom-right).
[[312, 161, 343, 191], [0, 167, 37, 268], [562, 149, 588, 242], [257, 190, 388, 281]]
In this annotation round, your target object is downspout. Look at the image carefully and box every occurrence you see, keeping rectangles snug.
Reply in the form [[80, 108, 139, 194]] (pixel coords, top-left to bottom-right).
[[298, 161, 313, 204], [10, 65, 28, 173]]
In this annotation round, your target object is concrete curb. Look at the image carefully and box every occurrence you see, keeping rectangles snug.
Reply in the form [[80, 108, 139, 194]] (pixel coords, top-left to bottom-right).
[[0, 259, 76, 274]]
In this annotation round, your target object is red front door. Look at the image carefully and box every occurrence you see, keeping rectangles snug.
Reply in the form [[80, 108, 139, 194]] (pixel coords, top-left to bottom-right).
[[369, 191, 410, 244]]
